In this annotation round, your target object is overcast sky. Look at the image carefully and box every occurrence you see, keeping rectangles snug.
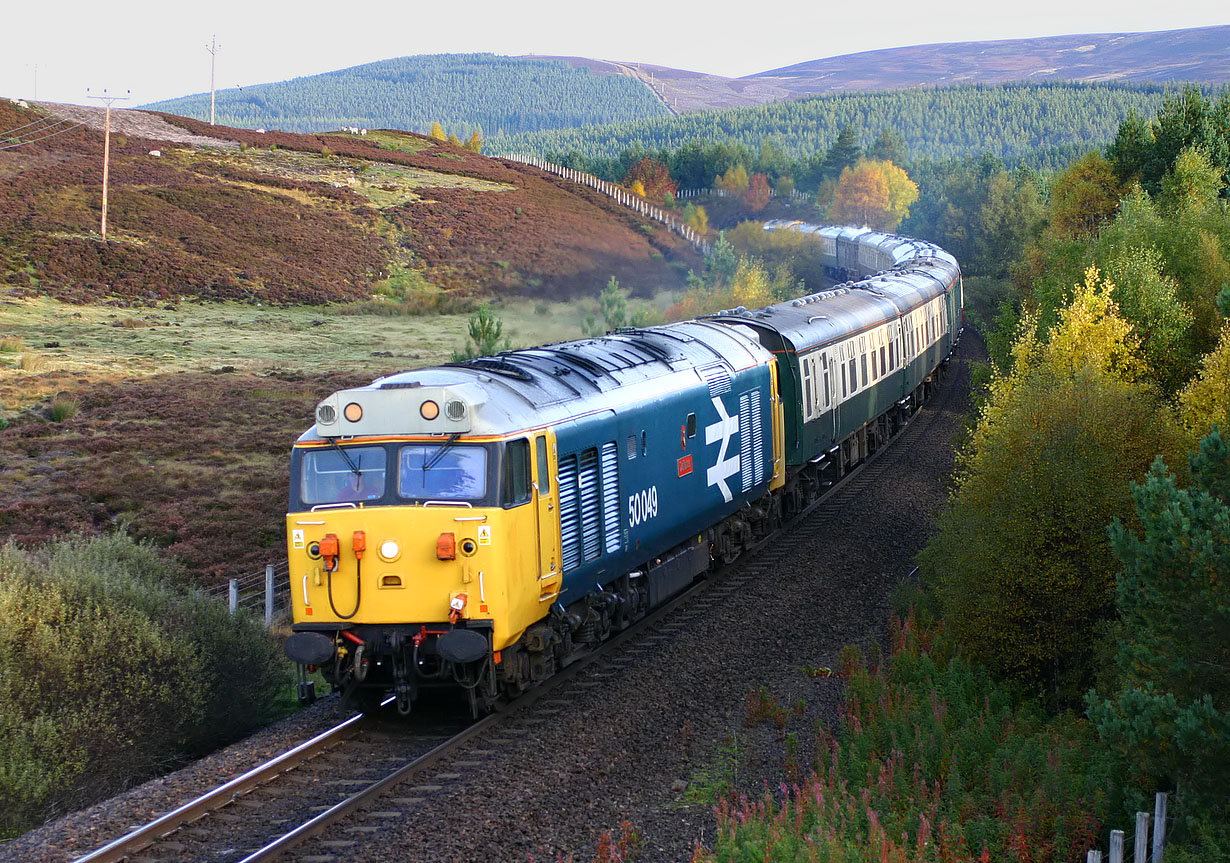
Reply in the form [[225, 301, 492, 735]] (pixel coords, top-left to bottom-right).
[[2, 0, 1226, 107]]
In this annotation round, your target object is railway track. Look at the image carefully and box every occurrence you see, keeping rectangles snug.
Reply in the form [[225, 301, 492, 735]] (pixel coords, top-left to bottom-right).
[[72, 341, 970, 863]]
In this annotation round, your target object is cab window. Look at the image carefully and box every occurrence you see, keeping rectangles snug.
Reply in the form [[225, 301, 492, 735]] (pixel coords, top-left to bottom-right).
[[503, 439, 532, 506], [398, 444, 487, 501], [535, 436, 550, 494]]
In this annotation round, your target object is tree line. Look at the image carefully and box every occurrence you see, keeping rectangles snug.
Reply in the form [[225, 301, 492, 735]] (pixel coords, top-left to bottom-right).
[[491, 82, 1196, 170], [144, 53, 669, 137]]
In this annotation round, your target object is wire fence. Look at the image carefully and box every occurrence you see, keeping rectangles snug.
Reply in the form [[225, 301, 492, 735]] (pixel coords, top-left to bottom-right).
[[675, 186, 812, 202], [204, 560, 291, 627], [1087, 793, 1170, 863], [501, 153, 711, 254]]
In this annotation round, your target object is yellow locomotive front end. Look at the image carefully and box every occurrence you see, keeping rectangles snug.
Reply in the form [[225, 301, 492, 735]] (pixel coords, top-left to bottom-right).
[[282, 378, 562, 715]]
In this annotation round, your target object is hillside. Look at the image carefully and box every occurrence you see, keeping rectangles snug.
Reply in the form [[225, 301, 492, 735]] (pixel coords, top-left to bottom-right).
[[141, 54, 670, 136], [0, 98, 698, 305], [488, 81, 1186, 169], [551, 25, 1230, 113]]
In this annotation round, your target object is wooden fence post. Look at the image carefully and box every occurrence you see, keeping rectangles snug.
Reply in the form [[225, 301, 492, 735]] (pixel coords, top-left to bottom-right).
[[264, 564, 275, 626], [1151, 793, 1166, 862], [1134, 812, 1149, 863], [1109, 830, 1124, 863], [228, 578, 238, 614]]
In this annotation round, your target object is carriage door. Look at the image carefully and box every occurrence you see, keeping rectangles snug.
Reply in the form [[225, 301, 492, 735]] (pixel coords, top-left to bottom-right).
[[533, 433, 562, 604]]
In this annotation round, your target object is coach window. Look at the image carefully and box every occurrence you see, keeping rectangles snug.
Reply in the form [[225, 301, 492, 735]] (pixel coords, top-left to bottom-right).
[[802, 361, 814, 417], [848, 356, 858, 393], [502, 438, 532, 507], [822, 354, 831, 408], [535, 435, 550, 494]]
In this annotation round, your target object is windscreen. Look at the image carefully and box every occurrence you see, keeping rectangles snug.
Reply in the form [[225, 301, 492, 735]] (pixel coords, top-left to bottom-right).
[[300, 446, 387, 505], [398, 444, 487, 501]]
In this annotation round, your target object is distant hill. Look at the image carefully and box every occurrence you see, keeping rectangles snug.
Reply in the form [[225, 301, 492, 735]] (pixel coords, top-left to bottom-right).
[[141, 53, 670, 136], [489, 81, 1187, 170], [137, 28, 1227, 136], [0, 100, 697, 305], [550, 25, 1230, 113]]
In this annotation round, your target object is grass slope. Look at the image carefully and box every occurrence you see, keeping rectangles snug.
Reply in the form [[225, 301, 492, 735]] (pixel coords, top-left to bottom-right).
[[0, 99, 698, 304], [0, 295, 609, 585]]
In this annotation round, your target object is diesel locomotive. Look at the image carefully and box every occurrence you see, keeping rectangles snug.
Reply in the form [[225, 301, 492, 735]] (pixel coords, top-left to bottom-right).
[[282, 223, 962, 715]]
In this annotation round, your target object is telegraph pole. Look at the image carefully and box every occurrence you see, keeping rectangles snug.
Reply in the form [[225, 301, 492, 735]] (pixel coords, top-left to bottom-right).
[[206, 35, 221, 125], [87, 89, 129, 243]]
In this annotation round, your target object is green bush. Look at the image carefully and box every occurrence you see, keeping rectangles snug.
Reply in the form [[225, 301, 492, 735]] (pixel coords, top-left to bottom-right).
[[0, 534, 288, 837]]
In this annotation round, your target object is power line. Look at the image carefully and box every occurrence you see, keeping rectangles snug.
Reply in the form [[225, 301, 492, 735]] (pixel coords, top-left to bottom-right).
[[0, 120, 87, 150], [0, 112, 75, 140]]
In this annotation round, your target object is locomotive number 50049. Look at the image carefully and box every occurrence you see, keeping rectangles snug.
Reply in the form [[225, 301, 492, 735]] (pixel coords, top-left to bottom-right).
[[628, 486, 659, 527]]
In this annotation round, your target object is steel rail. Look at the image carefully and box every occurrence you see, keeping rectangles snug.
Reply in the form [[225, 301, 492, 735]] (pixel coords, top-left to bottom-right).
[[73, 711, 369, 863]]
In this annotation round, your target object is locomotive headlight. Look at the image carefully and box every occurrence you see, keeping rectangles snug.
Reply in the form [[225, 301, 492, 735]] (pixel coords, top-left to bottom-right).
[[344, 402, 363, 422], [420, 400, 440, 421], [379, 540, 401, 562]]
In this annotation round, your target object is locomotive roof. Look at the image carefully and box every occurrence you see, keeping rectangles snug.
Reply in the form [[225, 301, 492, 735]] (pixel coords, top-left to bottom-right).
[[300, 320, 774, 441]]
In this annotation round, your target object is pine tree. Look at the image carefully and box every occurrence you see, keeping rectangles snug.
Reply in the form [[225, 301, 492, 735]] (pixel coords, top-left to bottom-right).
[[823, 125, 862, 179], [1087, 427, 1230, 846]]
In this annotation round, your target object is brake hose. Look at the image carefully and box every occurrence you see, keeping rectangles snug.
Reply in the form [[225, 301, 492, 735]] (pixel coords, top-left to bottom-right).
[[328, 558, 361, 620]]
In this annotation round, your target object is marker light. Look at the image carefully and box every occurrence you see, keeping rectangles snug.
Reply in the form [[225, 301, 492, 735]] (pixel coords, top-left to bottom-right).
[[420, 400, 440, 420], [436, 532, 456, 560], [344, 402, 363, 422], [379, 540, 400, 562]]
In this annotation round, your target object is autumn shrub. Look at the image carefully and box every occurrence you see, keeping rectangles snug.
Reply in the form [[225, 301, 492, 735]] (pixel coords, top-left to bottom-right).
[[0, 533, 288, 837], [920, 270, 1185, 704], [700, 617, 1109, 863]]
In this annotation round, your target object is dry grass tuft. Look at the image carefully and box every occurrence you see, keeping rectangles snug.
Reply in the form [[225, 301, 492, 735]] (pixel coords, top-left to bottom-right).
[[19, 353, 47, 372], [50, 397, 80, 422], [0, 337, 23, 353]]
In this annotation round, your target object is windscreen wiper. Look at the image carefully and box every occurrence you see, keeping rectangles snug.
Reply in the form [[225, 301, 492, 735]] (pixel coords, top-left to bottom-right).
[[423, 433, 462, 472], [329, 438, 362, 477]]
